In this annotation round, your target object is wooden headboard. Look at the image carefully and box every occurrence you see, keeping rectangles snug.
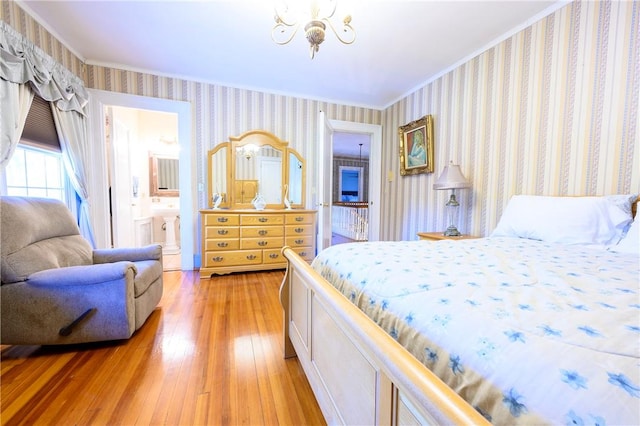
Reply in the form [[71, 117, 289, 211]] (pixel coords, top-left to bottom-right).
[[633, 196, 638, 218]]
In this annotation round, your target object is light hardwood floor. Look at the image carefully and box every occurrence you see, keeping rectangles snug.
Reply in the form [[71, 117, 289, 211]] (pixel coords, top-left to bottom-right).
[[1, 270, 325, 425]]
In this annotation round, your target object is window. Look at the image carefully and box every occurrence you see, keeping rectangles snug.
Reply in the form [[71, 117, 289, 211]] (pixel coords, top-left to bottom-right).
[[3, 94, 68, 203], [5, 145, 66, 202]]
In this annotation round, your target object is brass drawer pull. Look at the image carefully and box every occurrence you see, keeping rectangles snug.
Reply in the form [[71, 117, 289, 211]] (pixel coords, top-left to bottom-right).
[[258, 230, 268, 236], [258, 217, 268, 223], [217, 229, 229, 235], [212, 256, 224, 262], [258, 241, 268, 246], [299, 252, 307, 257], [217, 217, 228, 223], [246, 254, 257, 260], [217, 242, 228, 248], [295, 216, 304, 222], [295, 227, 304, 233], [295, 239, 304, 244], [269, 253, 279, 259]]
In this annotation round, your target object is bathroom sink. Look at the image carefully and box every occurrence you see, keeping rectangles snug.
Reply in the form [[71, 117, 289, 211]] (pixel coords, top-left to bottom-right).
[[151, 205, 179, 217]]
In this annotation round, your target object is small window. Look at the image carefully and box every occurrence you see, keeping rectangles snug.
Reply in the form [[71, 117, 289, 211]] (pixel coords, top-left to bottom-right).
[[5, 145, 66, 202]]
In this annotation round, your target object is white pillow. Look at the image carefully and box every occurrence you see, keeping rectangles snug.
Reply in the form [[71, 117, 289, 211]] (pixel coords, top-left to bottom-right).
[[611, 218, 639, 254], [490, 194, 636, 245]]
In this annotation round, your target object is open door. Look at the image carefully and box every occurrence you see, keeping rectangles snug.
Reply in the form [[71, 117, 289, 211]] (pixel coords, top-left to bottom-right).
[[317, 111, 334, 252], [108, 109, 134, 248]]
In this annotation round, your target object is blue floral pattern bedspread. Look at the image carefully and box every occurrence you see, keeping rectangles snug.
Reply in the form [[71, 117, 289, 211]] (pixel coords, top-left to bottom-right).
[[311, 237, 640, 425]]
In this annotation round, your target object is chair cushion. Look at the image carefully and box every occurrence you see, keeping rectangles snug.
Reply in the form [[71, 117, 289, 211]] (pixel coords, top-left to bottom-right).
[[132, 260, 163, 297], [2, 236, 93, 284], [1, 196, 92, 284]]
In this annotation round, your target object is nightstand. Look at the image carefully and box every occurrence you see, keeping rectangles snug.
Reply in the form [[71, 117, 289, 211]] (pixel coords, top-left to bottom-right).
[[417, 232, 479, 241]]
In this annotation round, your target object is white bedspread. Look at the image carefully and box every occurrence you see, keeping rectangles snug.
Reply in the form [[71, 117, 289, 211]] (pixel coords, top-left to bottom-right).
[[312, 237, 640, 425]]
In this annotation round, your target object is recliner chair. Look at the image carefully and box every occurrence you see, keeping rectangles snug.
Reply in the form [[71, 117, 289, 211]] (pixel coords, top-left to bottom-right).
[[0, 196, 163, 345]]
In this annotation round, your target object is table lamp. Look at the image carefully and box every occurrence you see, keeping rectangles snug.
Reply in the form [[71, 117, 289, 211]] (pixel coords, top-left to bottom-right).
[[433, 161, 471, 236]]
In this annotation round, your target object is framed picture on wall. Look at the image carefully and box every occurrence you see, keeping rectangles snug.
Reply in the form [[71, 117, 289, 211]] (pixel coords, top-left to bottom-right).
[[398, 114, 434, 176]]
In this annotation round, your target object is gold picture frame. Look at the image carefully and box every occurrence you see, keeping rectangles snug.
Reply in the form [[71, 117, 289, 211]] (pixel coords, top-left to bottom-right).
[[399, 114, 434, 176]]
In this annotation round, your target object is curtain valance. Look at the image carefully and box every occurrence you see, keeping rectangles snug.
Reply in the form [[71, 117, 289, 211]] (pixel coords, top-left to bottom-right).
[[0, 21, 88, 115]]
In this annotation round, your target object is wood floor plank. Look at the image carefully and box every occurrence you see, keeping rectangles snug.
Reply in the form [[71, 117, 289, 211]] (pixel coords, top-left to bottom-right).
[[0, 270, 325, 425]]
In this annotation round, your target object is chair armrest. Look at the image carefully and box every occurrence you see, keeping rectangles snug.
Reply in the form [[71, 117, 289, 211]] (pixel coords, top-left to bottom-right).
[[27, 262, 136, 286], [93, 244, 162, 264]]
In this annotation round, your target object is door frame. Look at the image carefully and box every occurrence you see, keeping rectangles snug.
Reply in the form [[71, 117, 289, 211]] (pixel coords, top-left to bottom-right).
[[317, 115, 382, 251], [87, 89, 194, 270]]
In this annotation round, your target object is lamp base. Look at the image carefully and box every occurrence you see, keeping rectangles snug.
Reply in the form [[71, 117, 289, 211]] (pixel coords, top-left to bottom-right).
[[443, 226, 462, 237]]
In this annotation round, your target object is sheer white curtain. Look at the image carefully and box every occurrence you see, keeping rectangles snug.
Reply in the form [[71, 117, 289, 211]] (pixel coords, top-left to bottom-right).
[[1, 21, 94, 245], [0, 81, 34, 169], [52, 108, 96, 247]]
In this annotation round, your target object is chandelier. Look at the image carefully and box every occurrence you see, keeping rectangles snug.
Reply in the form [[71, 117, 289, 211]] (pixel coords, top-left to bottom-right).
[[271, 0, 356, 59]]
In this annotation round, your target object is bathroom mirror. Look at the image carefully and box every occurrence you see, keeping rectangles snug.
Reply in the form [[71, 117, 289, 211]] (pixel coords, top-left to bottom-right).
[[150, 154, 179, 197], [207, 130, 306, 209]]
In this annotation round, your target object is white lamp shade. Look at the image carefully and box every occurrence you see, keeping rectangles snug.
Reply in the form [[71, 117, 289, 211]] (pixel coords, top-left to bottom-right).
[[433, 161, 471, 190]]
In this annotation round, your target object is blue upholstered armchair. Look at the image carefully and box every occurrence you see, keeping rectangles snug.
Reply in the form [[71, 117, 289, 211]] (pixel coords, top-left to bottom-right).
[[0, 196, 163, 345]]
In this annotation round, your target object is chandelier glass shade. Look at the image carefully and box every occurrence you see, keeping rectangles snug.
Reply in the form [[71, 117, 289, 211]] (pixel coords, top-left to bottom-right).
[[272, 0, 356, 59]]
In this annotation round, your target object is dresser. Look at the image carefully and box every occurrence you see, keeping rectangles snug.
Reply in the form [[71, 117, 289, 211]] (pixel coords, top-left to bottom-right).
[[200, 209, 316, 278]]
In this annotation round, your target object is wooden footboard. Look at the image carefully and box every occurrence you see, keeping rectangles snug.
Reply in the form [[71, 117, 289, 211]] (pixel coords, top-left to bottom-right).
[[279, 247, 489, 425]]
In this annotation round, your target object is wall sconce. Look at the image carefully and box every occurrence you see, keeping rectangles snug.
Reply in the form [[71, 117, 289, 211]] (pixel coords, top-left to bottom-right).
[[433, 161, 472, 236]]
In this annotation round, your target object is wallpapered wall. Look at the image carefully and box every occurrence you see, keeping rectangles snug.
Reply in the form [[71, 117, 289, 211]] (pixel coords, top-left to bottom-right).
[[381, 1, 639, 239], [3, 0, 638, 242]]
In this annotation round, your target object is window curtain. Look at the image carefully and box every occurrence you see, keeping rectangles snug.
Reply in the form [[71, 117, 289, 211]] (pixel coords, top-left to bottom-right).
[[0, 80, 34, 168], [0, 21, 95, 246], [52, 107, 96, 247]]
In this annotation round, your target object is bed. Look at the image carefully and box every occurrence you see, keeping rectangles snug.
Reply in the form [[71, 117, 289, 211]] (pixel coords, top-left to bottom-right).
[[279, 195, 639, 425]]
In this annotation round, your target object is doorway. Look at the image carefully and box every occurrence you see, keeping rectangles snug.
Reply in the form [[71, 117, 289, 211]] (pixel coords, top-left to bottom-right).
[[87, 89, 194, 270], [107, 106, 181, 270], [317, 114, 382, 252]]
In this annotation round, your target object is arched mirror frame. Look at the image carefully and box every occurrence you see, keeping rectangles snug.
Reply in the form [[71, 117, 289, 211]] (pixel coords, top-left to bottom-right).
[[231, 130, 286, 209], [207, 130, 306, 209]]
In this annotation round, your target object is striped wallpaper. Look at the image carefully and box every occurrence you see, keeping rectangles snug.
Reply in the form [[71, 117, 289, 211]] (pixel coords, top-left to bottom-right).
[[381, 0, 639, 240], [2, 0, 638, 242]]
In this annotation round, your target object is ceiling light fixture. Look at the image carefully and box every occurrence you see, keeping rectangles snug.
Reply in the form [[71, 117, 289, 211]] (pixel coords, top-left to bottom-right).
[[271, 0, 356, 59]]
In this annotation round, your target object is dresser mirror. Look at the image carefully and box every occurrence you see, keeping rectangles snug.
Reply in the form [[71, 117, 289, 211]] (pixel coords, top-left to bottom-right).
[[207, 143, 230, 208], [207, 130, 306, 209], [287, 149, 304, 205]]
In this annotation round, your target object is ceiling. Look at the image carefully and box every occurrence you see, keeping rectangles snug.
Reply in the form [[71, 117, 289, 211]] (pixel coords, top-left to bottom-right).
[[19, 0, 563, 110]]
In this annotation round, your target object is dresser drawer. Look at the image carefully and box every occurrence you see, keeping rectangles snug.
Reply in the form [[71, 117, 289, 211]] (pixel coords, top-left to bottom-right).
[[204, 239, 240, 251], [285, 224, 313, 236], [285, 235, 314, 247], [241, 237, 284, 250], [241, 226, 284, 238], [241, 214, 284, 226], [205, 226, 240, 239], [263, 249, 285, 264], [290, 246, 315, 261], [285, 213, 314, 225], [203, 250, 262, 267], [204, 214, 240, 226]]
